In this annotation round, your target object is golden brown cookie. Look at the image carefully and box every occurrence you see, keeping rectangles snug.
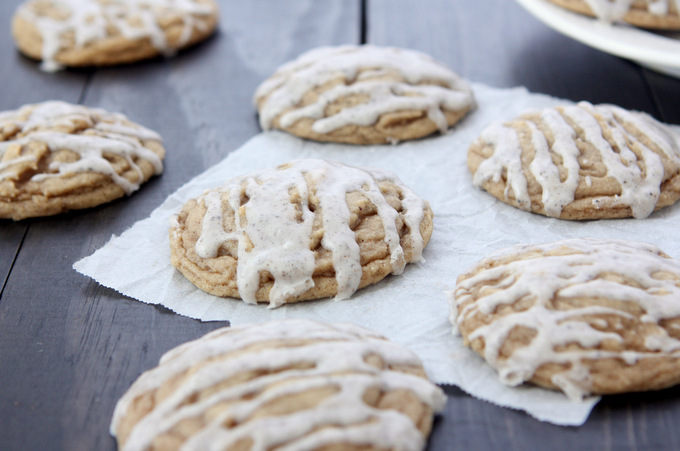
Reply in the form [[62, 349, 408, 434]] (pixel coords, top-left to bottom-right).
[[0, 101, 164, 220], [11, 0, 219, 71], [111, 319, 446, 451], [450, 238, 680, 400], [169, 159, 434, 307], [254, 45, 476, 145], [545, 0, 680, 29], [468, 101, 680, 220]]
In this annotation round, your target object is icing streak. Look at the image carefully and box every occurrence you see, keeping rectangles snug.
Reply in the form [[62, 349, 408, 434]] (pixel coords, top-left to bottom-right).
[[111, 319, 446, 451], [583, 0, 680, 21], [190, 159, 427, 308], [254, 45, 475, 136], [15, 0, 217, 72], [451, 238, 680, 400], [471, 102, 680, 219], [0, 101, 163, 194]]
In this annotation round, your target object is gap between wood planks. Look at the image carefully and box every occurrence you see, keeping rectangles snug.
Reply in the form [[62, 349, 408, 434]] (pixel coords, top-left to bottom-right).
[[0, 71, 94, 302], [640, 70, 659, 119], [361, 0, 368, 44], [0, 226, 29, 301], [1, 0, 356, 301]]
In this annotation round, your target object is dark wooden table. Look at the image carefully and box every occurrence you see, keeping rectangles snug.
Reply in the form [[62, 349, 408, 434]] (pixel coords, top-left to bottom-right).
[[2, 1, 680, 449]]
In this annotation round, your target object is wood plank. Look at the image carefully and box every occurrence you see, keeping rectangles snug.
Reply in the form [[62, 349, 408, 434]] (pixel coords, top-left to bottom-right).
[[367, 0, 680, 449], [644, 70, 680, 125], [0, 1, 360, 450], [0, 224, 25, 295], [0, 0, 91, 289], [367, 0, 657, 113]]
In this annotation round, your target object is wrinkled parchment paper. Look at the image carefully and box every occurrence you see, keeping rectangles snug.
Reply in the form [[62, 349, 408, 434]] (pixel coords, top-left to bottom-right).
[[75, 84, 680, 425]]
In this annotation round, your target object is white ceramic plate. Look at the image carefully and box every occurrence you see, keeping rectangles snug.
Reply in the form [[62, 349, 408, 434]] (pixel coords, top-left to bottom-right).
[[514, 0, 680, 77]]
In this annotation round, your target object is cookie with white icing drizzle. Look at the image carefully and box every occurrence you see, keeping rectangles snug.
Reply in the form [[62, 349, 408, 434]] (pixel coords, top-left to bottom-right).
[[254, 45, 476, 145], [545, 0, 680, 29], [0, 101, 164, 220], [11, 0, 219, 72], [169, 159, 433, 307], [111, 319, 447, 451], [450, 237, 680, 401], [468, 101, 680, 220]]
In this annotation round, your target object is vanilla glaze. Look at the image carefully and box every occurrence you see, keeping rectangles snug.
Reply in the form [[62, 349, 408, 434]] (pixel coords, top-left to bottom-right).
[[177, 159, 429, 308], [254, 45, 475, 138], [14, 0, 217, 71], [583, 0, 680, 22], [111, 319, 446, 451], [451, 238, 680, 400], [471, 102, 680, 219], [0, 101, 163, 194]]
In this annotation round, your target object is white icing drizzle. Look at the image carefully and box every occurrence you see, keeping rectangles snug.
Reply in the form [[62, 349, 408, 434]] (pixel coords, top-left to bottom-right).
[[190, 160, 427, 307], [254, 45, 475, 138], [451, 238, 680, 400], [111, 319, 446, 451], [0, 101, 163, 194], [15, 0, 217, 72], [471, 102, 680, 218], [582, 0, 680, 21]]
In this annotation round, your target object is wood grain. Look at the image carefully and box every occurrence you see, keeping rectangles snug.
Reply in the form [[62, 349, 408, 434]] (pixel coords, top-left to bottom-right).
[[368, 1, 680, 449], [1, 0, 680, 450], [0, 1, 359, 450], [368, 0, 658, 114], [0, 0, 90, 286]]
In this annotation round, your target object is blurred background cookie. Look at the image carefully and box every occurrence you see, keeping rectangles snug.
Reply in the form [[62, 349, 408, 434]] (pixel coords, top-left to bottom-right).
[[254, 44, 475, 145], [111, 319, 446, 451], [450, 237, 680, 400], [545, 0, 680, 29], [468, 101, 680, 220], [169, 159, 433, 307], [11, 0, 219, 71], [0, 101, 164, 220]]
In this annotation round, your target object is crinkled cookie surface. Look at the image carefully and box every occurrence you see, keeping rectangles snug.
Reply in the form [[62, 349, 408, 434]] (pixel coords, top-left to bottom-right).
[[451, 238, 680, 400], [0, 101, 164, 220], [169, 159, 434, 307], [12, 0, 219, 71], [111, 319, 446, 451], [468, 102, 680, 220], [254, 44, 475, 144]]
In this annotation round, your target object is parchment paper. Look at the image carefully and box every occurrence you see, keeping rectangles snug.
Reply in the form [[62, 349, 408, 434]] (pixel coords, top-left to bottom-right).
[[75, 84, 680, 426]]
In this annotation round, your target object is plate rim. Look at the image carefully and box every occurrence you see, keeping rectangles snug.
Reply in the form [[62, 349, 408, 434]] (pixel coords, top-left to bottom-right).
[[514, 0, 680, 70]]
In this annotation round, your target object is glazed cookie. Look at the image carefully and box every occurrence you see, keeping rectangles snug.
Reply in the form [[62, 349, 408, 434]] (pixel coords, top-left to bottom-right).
[[545, 0, 680, 29], [0, 101, 164, 220], [111, 319, 446, 451], [254, 45, 475, 145], [169, 159, 433, 307], [450, 238, 680, 400], [11, 0, 219, 71], [468, 101, 680, 220]]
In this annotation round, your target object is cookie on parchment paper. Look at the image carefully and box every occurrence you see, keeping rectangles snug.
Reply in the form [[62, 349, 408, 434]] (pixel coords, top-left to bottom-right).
[[545, 0, 680, 30], [0, 101, 164, 220], [254, 44, 476, 145], [450, 237, 680, 400], [111, 319, 446, 451], [11, 0, 219, 71], [169, 159, 434, 307], [468, 101, 680, 220]]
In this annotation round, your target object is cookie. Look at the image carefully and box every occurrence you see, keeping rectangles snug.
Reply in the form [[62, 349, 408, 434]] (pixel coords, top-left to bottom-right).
[[169, 159, 433, 307], [111, 319, 446, 451], [545, 0, 680, 29], [254, 45, 475, 145], [11, 0, 219, 72], [450, 238, 680, 400], [468, 101, 680, 220], [0, 101, 164, 220]]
